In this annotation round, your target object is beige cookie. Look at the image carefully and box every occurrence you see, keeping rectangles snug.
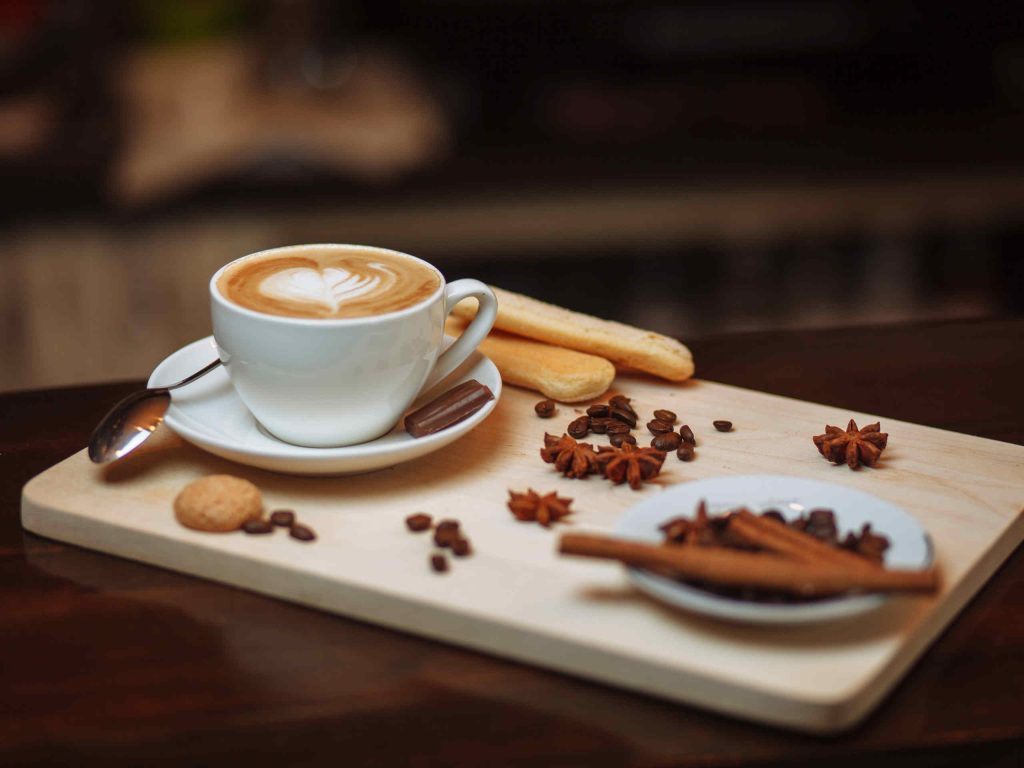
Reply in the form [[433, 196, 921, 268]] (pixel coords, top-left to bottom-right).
[[446, 318, 615, 401], [173, 474, 263, 532], [451, 286, 694, 381]]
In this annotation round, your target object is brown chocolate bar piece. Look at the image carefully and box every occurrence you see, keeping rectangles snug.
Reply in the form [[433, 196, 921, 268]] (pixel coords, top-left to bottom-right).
[[404, 379, 495, 438]]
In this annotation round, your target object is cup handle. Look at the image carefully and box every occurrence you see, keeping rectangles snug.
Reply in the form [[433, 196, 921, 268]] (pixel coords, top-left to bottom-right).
[[422, 279, 497, 390]]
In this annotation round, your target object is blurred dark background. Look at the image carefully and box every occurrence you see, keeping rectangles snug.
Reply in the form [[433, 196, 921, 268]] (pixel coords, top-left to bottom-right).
[[2, 0, 1023, 390]]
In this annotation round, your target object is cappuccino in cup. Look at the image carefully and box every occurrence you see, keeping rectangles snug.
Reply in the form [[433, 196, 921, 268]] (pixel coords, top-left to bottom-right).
[[216, 246, 441, 320], [210, 244, 497, 448]]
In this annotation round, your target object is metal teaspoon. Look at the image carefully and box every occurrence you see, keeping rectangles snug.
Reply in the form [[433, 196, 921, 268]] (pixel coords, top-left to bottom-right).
[[88, 359, 222, 464]]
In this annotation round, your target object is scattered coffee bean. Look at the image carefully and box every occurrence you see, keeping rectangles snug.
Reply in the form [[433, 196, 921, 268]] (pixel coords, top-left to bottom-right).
[[269, 509, 296, 527], [434, 526, 459, 548], [452, 537, 473, 557], [586, 404, 609, 418], [647, 419, 673, 435], [534, 399, 556, 418], [713, 420, 733, 432], [405, 513, 433, 532], [590, 417, 612, 434], [676, 443, 695, 462], [436, 518, 460, 533], [605, 420, 631, 435], [431, 553, 449, 573], [609, 397, 638, 420], [610, 432, 637, 448], [679, 424, 696, 445], [608, 406, 637, 428], [289, 523, 317, 542], [652, 432, 682, 451], [653, 409, 677, 424], [568, 416, 591, 439], [242, 519, 274, 534]]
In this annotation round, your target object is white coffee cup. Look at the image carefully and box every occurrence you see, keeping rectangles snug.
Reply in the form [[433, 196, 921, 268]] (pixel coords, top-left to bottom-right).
[[210, 244, 497, 447]]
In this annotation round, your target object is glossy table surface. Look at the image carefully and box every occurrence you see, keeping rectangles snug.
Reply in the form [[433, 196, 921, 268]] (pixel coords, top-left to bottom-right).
[[3, 318, 1022, 767]]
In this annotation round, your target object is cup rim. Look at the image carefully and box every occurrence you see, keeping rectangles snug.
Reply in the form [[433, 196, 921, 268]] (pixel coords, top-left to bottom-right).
[[210, 243, 446, 325]]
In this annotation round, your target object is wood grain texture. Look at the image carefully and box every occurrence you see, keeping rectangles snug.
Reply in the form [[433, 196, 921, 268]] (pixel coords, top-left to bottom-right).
[[2, 319, 1023, 767]]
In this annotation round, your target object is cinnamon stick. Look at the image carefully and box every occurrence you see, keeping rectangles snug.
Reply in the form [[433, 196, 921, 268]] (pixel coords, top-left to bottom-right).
[[728, 509, 882, 571], [558, 533, 938, 596]]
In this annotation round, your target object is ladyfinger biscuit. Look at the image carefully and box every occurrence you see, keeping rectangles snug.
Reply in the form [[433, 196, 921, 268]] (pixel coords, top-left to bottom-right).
[[452, 286, 694, 381], [446, 318, 614, 401]]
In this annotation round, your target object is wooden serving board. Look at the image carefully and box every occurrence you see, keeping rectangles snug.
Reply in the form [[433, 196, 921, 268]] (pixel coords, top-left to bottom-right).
[[21, 377, 1024, 733]]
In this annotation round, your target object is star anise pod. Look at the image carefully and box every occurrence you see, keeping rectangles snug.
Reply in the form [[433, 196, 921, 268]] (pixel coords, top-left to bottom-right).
[[540, 433, 604, 478], [602, 443, 666, 490], [812, 419, 889, 469], [507, 488, 573, 527]]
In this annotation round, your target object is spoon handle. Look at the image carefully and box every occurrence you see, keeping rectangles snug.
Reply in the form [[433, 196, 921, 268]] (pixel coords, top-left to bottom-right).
[[165, 359, 222, 391]]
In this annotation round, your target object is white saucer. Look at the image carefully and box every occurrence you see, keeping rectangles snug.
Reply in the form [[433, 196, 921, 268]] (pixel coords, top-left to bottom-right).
[[613, 475, 933, 625], [149, 336, 502, 475]]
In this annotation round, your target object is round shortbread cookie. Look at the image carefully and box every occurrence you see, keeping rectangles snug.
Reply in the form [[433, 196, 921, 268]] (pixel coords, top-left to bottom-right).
[[173, 475, 263, 532]]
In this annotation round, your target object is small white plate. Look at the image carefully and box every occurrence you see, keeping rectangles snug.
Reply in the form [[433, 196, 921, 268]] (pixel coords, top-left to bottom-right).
[[613, 475, 932, 625], [149, 336, 502, 475]]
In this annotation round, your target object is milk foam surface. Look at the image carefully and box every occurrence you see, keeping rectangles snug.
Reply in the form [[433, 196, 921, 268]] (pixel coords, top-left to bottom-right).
[[217, 247, 440, 319]]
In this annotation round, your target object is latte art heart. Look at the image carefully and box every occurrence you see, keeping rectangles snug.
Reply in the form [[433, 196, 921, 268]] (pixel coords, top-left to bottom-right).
[[216, 247, 441, 319], [259, 265, 394, 312]]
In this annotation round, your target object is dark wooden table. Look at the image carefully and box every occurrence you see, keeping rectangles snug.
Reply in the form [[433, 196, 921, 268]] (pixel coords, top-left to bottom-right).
[[3, 319, 1023, 767]]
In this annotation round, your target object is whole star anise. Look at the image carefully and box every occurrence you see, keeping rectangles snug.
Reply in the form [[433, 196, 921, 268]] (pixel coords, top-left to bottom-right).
[[602, 443, 666, 490], [507, 489, 573, 527], [813, 419, 889, 469], [540, 433, 604, 478]]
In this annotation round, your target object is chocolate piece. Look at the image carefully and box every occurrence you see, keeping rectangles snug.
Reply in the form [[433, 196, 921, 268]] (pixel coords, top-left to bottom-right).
[[269, 509, 295, 527], [713, 420, 733, 432], [289, 523, 316, 542], [535, 399, 556, 418], [405, 513, 433, 532], [404, 379, 495, 438], [242, 519, 274, 534]]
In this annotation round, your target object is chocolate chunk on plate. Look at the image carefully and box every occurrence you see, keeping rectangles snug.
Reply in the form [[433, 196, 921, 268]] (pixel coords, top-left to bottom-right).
[[404, 379, 495, 438]]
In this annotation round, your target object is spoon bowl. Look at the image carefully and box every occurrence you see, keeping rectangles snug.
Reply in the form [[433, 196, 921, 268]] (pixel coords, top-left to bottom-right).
[[88, 359, 221, 464]]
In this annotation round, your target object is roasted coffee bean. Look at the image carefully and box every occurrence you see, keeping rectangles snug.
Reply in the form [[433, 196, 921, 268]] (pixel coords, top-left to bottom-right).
[[760, 509, 785, 524], [609, 396, 638, 420], [586, 404, 609, 418], [534, 399, 556, 418], [608, 406, 637, 428], [405, 513, 433, 532], [651, 432, 682, 451], [605, 420, 630, 435], [647, 419, 673, 435], [431, 554, 449, 573], [590, 417, 613, 434], [610, 432, 637, 448], [567, 416, 591, 438], [242, 519, 274, 534], [289, 523, 317, 542], [452, 537, 472, 557], [434, 527, 459, 548], [654, 409, 677, 424], [436, 518, 460, 533], [270, 509, 296, 527], [713, 420, 733, 432], [676, 443, 695, 462], [679, 424, 696, 445]]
